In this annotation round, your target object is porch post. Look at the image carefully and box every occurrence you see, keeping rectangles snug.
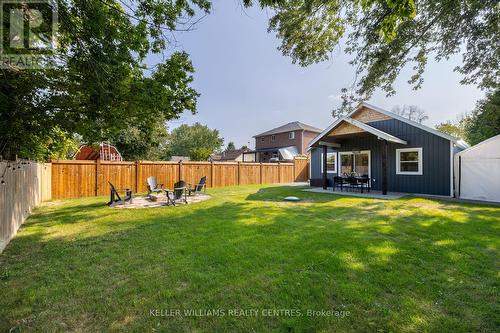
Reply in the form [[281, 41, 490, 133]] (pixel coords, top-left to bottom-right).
[[382, 140, 388, 195], [322, 145, 328, 189]]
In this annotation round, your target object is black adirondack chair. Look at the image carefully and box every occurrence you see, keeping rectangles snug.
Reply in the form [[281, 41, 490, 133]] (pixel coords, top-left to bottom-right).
[[188, 176, 207, 195], [108, 182, 133, 206], [147, 176, 163, 197], [168, 180, 188, 206]]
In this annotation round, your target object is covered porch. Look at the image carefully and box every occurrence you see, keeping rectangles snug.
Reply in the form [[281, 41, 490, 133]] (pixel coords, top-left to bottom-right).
[[309, 117, 407, 195]]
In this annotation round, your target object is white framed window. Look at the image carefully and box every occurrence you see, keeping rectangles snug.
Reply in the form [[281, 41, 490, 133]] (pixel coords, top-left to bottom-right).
[[321, 152, 337, 173], [396, 148, 423, 175], [271, 135, 276, 141], [261, 137, 264, 142], [289, 131, 295, 139]]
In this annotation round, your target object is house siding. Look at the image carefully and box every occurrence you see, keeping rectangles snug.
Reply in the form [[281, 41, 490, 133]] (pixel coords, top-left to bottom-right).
[[310, 118, 451, 196], [255, 130, 321, 155], [256, 131, 302, 151], [302, 130, 320, 155]]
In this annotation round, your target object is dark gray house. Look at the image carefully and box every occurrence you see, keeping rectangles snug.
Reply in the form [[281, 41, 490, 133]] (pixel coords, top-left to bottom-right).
[[308, 103, 468, 196]]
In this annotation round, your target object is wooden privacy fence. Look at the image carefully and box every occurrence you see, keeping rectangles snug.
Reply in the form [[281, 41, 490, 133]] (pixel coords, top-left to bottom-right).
[[0, 161, 51, 252], [51, 157, 310, 200]]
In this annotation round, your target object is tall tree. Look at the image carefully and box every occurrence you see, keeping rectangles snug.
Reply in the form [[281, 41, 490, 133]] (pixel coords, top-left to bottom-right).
[[392, 105, 429, 124], [462, 90, 500, 145], [165, 123, 223, 161], [1, 0, 210, 160], [112, 123, 169, 161], [226, 142, 236, 151], [247, 0, 499, 108]]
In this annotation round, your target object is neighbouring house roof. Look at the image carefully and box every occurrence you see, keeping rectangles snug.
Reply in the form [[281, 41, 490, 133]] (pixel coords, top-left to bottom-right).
[[73, 143, 123, 161], [247, 146, 291, 153], [220, 148, 251, 161], [253, 121, 322, 138], [170, 156, 190, 161], [210, 148, 251, 161], [308, 103, 465, 150]]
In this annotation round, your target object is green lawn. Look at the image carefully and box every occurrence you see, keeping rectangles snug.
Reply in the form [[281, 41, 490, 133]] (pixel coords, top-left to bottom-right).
[[1, 185, 499, 332]]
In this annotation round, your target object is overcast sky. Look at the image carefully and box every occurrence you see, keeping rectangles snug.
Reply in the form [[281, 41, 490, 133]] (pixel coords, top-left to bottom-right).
[[155, 1, 485, 149]]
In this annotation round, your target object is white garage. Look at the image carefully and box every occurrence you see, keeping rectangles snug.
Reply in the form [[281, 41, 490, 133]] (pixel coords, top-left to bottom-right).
[[454, 134, 500, 203]]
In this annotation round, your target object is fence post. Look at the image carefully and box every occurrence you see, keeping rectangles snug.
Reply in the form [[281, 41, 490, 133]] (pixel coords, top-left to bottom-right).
[[211, 161, 215, 188], [237, 162, 241, 185], [135, 161, 140, 193], [178, 160, 183, 182], [278, 162, 281, 183], [293, 158, 296, 182], [95, 159, 100, 196], [260, 162, 263, 184]]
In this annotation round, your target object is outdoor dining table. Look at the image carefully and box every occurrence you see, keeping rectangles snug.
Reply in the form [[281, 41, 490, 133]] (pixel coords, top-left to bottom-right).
[[334, 176, 371, 193]]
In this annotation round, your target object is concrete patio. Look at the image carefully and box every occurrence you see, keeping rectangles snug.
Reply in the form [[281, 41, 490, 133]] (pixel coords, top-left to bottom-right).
[[303, 187, 406, 200]]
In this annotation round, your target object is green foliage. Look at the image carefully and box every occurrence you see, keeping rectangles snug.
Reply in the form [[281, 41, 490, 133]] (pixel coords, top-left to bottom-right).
[[112, 124, 169, 161], [1, 0, 210, 161], [189, 147, 214, 161], [248, 0, 499, 105], [166, 122, 224, 160], [435, 121, 465, 139], [462, 90, 500, 145], [226, 141, 236, 151]]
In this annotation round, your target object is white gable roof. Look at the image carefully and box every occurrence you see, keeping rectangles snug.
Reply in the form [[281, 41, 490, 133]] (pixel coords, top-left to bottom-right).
[[344, 118, 407, 144], [456, 134, 500, 159]]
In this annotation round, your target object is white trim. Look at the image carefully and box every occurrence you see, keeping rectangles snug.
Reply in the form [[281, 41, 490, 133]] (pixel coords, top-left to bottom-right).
[[339, 151, 371, 178], [318, 141, 341, 148], [396, 147, 423, 175], [450, 141, 454, 197], [289, 131, 295, 139], [455, 133, 500, 156], [321, 151, 337, 174], [307, 117, 345, 151], [343, 118, 407, 144]]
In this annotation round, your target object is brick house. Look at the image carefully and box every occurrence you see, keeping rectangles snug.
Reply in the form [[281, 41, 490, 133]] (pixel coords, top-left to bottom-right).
[[245, 122, 322, 162]]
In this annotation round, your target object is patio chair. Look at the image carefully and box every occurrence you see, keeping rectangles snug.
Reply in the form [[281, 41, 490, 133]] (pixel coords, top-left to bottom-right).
[[333, 176, 347, 192], [188, 176, 207, 196], [168, 180, 188, 206], [357, 176, 371, 193], [107, 182, 133, 206], [147, 176, 163, 197], [345, 177, 362, 192]]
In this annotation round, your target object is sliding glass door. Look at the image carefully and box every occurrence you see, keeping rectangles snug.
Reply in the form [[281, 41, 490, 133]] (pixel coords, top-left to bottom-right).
[[339, 151, 371, 177]]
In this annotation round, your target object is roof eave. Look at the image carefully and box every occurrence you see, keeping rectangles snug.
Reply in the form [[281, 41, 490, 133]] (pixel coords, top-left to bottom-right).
[[359, 102, 460, 142]]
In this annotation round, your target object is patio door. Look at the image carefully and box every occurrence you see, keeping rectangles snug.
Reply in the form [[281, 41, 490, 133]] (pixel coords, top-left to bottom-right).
[[339, 151, 371, 177]]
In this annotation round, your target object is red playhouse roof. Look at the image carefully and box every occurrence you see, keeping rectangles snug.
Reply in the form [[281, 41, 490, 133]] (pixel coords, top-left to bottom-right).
[[73, 144, 123, 161]]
